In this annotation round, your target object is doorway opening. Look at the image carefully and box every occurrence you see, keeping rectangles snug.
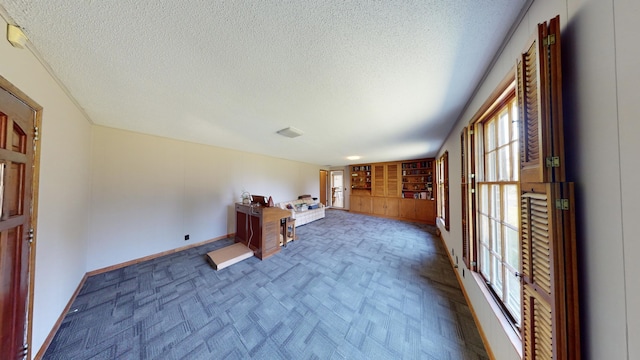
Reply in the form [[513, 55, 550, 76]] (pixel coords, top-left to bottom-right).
[[330, 170, 344, 208]]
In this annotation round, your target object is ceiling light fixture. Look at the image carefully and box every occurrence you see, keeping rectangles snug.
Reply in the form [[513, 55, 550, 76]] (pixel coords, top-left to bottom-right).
[[347, 156, 361, 161], [276, 126, 303, 138]]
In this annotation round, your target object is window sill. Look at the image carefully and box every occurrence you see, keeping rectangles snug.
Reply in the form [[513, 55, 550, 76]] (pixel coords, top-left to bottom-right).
[[471, 271, 523, 358]]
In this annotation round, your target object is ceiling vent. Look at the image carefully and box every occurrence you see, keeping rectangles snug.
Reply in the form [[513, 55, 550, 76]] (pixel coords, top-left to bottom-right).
[[276, 126, 304, 138]]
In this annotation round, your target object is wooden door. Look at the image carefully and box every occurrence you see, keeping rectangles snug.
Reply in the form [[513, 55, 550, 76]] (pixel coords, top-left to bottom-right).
[[0, 83, 38, 360], [319, 170, 328, 206]]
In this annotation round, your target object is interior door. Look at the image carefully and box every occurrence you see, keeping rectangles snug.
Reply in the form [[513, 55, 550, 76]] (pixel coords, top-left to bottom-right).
[[319, 170, 328, 206], [0, 83, 37, 360]]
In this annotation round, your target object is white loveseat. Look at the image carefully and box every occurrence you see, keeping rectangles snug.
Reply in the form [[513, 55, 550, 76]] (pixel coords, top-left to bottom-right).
[[276, 196, 325, 227]]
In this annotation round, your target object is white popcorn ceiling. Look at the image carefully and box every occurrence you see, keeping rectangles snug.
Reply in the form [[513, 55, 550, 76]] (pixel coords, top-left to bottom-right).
[[1, 1, 527, 166]]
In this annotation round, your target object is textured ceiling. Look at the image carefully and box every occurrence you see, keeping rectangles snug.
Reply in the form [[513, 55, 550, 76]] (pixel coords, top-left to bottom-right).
[[1, 1, 527, 166]]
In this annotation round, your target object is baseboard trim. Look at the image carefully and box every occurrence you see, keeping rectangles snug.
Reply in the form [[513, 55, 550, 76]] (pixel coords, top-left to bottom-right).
[[34, 273, 89, 360], [86, 233, 233, 276], [34, 233, 233, 359], [436, 230, 496, 360]]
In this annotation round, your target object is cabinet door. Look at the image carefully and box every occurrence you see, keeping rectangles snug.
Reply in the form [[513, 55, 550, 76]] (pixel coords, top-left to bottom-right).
[[386, 198, 399, 217], [400, 198, 416, 219], [360, 196, 372, 214], [372, 197, 386, 215], [373, 163, 401, 197], [373, 164, 385, 196], [416, 200, 436, 224], [386, 163, 401, 197], [350, 195, 362, 212]]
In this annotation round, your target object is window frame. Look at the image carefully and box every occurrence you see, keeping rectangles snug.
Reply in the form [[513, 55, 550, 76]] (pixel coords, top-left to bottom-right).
[[462, 71, 521, 338], [436, 151, 449, 230]]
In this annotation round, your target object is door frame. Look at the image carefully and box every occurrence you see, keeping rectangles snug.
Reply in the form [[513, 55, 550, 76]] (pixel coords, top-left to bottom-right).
[[330, 170, 344, 208], [0, 75, 42, 360]]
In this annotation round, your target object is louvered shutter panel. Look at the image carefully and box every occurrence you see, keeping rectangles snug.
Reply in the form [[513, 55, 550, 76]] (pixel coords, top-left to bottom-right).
[[387, 163, 400, 197], [517, 15, 580, 360], [517, 17, 565, 184], [521, 182, 578, 360], [373, 164, 385, 196], [461, 128, 470, 268], [442, 152, 450, 230]]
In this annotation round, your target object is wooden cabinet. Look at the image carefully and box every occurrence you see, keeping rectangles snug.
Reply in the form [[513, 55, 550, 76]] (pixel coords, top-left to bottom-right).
[[350, 194, 372, 214], [372, 163, 401, 197], [350, 159, 435, 224], [399, 198, 436, 224], [235, 203, 291, 259], [372, 197, 399, 217]]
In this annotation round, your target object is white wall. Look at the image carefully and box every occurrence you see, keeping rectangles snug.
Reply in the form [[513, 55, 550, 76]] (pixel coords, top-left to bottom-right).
[[614, 0, 640, 357], [0, 19, 93, 356], [436, 0, 639, 358], [88, 126, 321, 271]]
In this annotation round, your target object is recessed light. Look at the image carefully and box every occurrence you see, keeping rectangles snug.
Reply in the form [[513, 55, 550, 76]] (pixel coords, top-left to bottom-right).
[[276, 127, 304, 138], [347, 156, 361, 161]]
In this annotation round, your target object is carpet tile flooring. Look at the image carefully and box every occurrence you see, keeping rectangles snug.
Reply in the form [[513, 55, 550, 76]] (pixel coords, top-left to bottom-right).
[[43, 209, 488, 359]]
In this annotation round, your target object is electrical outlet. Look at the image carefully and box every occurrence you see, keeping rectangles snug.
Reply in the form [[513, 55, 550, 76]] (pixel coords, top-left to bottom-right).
[[184, 234, 189, 241]]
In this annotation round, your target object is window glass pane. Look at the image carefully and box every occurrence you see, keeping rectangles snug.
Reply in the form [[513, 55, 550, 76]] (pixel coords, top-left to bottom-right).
[[492, 254, 503, 295], [498, 110, 509, 146], [480, 184, 489, 214], [491, 185, 501, 218], [506, 272, 521, 325], [480, 245, 490, 278], [498, 146, 510, 181], [491, 219, 502, 255], [486, 152, 496, 181], [504, 185, 519, 227], [480, 214, 489, 245], [504, 227, 519, 269], [487, 119, 496, 150]]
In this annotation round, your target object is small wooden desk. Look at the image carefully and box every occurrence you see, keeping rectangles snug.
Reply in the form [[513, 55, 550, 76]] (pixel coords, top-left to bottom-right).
[[235, 203, 291, 259]]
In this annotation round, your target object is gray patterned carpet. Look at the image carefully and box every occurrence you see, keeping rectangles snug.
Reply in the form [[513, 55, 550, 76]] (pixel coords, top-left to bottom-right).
[[43, 209, 488, 359]]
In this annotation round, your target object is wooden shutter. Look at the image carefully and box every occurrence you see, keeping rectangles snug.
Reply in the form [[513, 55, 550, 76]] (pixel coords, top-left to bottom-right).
[[520, 182, 578, 360], [442, 152, 449, 230], [373, 164, 385, 196], [517, 17, 565, 184], [387, 163, 400, 197], [517, 16, 580, 360], [462, 126, 477, 271], [461, 128, 470, 268]]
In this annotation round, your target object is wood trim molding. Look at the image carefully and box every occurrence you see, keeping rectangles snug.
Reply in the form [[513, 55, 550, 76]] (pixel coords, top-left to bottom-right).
[[86, 234, 232, 276]]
